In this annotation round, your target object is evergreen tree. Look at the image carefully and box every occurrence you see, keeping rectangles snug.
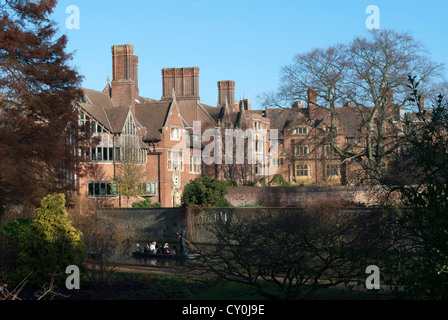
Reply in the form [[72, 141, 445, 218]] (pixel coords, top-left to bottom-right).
[[0, 0, 90, 210], [15, 194, 85, 286], [182, 176, 231, 207]]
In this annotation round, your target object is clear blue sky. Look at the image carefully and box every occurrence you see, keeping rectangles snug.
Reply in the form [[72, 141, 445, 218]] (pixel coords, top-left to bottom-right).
[[52, 0, 448, 109]]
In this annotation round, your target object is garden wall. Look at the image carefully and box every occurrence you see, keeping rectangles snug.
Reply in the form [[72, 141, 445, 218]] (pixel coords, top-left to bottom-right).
[[98, 206, 382, 247], [225, 186, 394, 207]]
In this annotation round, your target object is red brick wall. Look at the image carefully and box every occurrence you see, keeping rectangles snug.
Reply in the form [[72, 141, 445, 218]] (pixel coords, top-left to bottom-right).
[[225, 186, 398, 207]]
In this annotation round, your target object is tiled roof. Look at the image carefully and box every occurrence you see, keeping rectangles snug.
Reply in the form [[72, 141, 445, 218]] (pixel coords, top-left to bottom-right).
[[80, 88, 117, 132], [134, 100, 171, 141], [105, 106, 130, 133], [267, 108, 304, 137], [404, 109, 433, 121], [80, 88, 165, 145], [334, 106, 373, 138], [266, 105, 376, 138]]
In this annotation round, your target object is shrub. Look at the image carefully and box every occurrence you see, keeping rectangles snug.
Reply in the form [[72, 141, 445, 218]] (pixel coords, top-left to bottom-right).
[[0, 218, 33, 284], [132, 199, 161, 208], [14, 194, 86, 286], [268, 174, 292, 187], [182, 176, 231, 207]]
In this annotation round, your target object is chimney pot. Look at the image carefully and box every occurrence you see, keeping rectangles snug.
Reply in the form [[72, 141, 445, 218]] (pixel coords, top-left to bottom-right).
[[418, 95, 425, 113], [292, 100, 303, 109], [162, 67, 200, 101], [217, 80, 235, 109], [111, 44, 138, 108], [307, 87, 317, 107]]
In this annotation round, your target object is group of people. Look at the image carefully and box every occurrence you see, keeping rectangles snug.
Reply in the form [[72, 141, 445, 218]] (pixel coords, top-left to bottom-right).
[[136, 242, 174, 255], [135, 228, 188, 256]]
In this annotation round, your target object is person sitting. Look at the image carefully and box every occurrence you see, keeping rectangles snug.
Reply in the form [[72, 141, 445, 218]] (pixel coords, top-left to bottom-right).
[[162, 243, 170, 254], [144, 244, 150, 253], [136, 243, 144, 253], [149, 242, 157, 254]]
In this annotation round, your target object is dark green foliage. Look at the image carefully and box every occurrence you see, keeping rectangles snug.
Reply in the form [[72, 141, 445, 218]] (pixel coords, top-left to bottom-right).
[[0, 218, 33, 284], [13, 194, 86, 286], [132, 199, 161, 208], [382, 78, 448, 299], [221, 180, 237, 187], [0, 218, 33, 238], [182, 176, 231, 207], [268, 174, 292, 186]]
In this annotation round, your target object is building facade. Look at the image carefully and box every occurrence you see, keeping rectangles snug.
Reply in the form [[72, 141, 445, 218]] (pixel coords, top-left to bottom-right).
[[76, 44, 413, 207], [267, 87, 404, 186], [76, 44, 271, 207]]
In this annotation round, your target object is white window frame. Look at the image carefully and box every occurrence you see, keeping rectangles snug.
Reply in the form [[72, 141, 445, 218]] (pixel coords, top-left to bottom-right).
[[170, 126, 181, 141], [168, 150, 183, 171], [189, 154, 201, 174]]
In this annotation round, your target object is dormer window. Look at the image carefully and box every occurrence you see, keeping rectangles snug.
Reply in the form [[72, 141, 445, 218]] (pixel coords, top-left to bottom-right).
[[79, 95, 91, 104], [293, 127, 308, 135], [90, 120, 104, 133]]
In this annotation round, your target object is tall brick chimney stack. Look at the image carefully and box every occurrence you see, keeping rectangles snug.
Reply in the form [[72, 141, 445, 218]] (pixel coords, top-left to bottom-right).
[[217, 80, 235, 111], [383, 87, 402, 120], [307, 87, 318, 118], [161, 67, 200, 101], [307, 87, 317, 107], [111, 44, 139, 109], [418, 95, 425, 113]]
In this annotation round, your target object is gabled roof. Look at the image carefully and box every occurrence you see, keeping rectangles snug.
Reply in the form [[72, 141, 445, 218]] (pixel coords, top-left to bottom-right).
[[198, 103, 219, 126], [134, 100, 171, 141], [267, 105, 378, 139], [80, 88, 118, 132], [80, 88, 146, 137], [334, 106, 374, 138], [267, 108, 304, 137], [105, 106, 131, 133]]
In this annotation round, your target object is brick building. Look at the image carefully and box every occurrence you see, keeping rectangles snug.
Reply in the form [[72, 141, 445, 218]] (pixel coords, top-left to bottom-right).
[[267, 87, 404, 186], [75, 44, 412, 207], [76, 44, 270, 207]]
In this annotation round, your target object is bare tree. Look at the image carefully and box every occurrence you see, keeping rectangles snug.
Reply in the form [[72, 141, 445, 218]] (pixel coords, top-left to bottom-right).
[[113, 154, 146, 207], [69, 195, 130, 288], [202, 204, 383, 300], [262, 29, 445, 185]]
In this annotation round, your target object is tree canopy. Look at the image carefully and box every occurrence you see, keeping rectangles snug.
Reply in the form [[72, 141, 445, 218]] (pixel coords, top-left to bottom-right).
[[182, 176, 231, 207], [0, 0, 91, 209], [15, 193, 85, 286], [262, 29, 445, 184]]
